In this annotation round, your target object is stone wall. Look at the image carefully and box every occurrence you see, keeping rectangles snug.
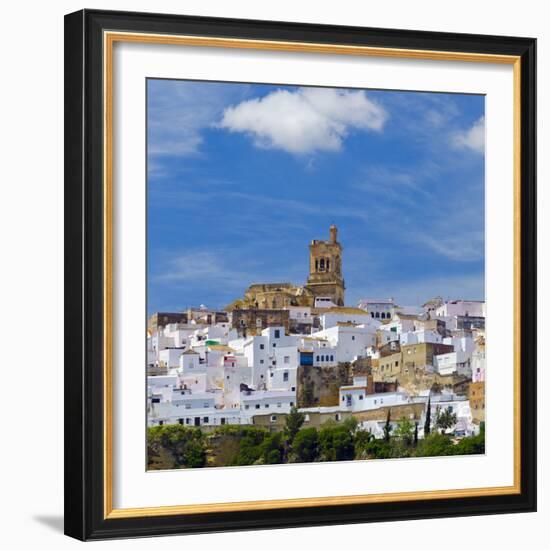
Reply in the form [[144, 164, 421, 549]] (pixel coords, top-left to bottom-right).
[[297, 363, 353, 407], [397, 371, 469, 396], [231, 308, 290, 336]]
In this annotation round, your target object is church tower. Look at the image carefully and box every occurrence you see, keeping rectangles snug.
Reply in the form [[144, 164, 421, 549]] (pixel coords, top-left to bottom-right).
[[305, 224, 345, 306]]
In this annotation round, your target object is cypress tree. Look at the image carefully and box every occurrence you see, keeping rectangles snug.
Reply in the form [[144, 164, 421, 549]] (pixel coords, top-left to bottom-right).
[[414, 422, 418, 446], [424, 396, 431, 436], [383, 409, 392, 442]]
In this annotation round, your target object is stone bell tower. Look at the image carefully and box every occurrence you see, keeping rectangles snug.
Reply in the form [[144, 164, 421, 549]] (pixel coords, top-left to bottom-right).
[[305, 224, 345, 306]]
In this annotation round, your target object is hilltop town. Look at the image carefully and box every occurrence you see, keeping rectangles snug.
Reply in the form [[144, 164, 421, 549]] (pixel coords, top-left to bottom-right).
[[147, 226, 486, 467]]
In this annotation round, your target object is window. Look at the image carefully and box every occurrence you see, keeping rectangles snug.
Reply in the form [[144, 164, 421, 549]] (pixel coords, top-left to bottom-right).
[[330, 355, 334, 361], [284, 355, 290, 364], [203, 402, 209, 408], [186, 418, 191, 425], [283, 372, 289, 382], [178, 418, 184, 424], [265, 404, 269, 408], [290, 402, 294, 407], [316, 355, 320, 362], [359, 395, 364, 400], [261, 374, 264, 379], [245, 405, 250, 410], [272, 360, 276, 366], [159, 420, 164, 426], [352, 335, 355, 341], [260, 359, 264, 364], [185, 404, 191, 409], [273, 343, 276, 348], [270, 415, 277, 422], [260, 344, 265, 350], [291, 386, 295, 391], [277, 402, 282, 408], [274, 329, 280, 339], [270, 372, 274, 377], [203, 417, 209, 424], [326, 259, 330, 270], [395, 361, 399, 366], [221, 418, 226, 425], [375, 312, 380, 318], [255, 404, 260, 409], [320, 258, 325, 271]]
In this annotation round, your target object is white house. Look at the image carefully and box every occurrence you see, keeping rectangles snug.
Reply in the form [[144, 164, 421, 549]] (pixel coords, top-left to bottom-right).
[[357, 298, 396, 320], [339, 386, 409, 412], [314, 324, 376, 362], [434, 350, 472, 377], [320, 307, 378, 330], [286, 306, 314, 324], [435, 300, 486, 318], [400, 330, 443, 345], [240, 389, 296, 415]]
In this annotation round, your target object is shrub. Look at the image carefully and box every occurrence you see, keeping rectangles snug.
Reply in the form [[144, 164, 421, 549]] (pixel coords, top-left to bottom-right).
[[292, 427, 319, 463]]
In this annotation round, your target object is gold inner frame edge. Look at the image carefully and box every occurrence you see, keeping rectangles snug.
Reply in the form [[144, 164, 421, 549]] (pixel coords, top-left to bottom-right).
[[102, 30, 522, 520]]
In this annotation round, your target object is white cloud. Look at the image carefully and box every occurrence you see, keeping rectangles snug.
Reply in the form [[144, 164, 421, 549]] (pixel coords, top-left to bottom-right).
[[415, 231, 485, 262], [148, 81, 249, 158], [452, 116, 485, 154], [218, 87, 387, 155], [156, 251, 246, 288]]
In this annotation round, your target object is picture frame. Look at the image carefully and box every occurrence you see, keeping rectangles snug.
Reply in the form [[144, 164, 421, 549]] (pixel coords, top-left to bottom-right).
[[64, 8, 537, 541]]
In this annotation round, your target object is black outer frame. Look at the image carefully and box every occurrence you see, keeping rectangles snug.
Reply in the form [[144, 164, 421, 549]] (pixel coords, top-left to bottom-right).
[[64, 9, 537, 541]]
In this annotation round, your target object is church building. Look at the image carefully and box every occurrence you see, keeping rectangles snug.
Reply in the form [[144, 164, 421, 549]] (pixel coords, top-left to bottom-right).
[[227, 225, 345, 311]]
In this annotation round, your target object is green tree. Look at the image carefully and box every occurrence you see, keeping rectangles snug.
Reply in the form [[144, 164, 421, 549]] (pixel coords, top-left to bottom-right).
[[147, 425, 206, 469], [229, 426, 268, 466], [451, 433, 485, 455], [354, 429, 374, 459], [291, 427, 319, 462], [260, 432, 284, 464], [415, 432, 453, 457], [424, 396, 432, 436], [343, 416, 358, 434], [358, 438, 393, 459], [394, 417, 414, 446], [383, 409, 392, 443], [319, 425, 355, 461], [414, 422, 419, 446], [435, 406, 458, 434], [285, 406, 305, 444], [182, 440, 207, 468]]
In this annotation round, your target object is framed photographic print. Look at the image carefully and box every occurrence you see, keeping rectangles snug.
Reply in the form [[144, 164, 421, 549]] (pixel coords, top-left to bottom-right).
[[64, 9, 537, 540]]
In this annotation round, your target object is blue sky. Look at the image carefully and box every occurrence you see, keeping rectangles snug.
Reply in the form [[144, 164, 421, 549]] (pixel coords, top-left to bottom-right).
[[147, 79, 485, 315]]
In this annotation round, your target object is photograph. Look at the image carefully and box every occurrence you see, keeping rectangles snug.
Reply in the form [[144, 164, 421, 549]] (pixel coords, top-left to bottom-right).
[[146, 79, 487, 470]]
